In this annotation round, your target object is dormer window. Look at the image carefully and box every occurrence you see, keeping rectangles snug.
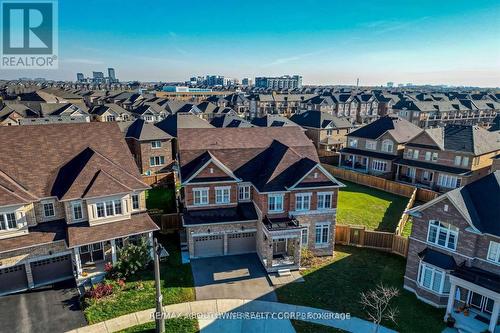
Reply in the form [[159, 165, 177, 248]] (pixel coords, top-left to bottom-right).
[[95, 199, 123, 218], [72, 201, 84, 221], [0, 212, 17, 230]]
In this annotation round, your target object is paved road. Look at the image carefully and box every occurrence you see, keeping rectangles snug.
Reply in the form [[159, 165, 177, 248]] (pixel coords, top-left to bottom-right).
[[0, 280, 87, 333], [191, 254, 277, 302]]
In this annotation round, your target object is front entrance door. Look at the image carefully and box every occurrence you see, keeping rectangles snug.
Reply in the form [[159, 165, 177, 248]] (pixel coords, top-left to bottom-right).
[[469, 291, 494, 314], [80, 242, 104, 264]]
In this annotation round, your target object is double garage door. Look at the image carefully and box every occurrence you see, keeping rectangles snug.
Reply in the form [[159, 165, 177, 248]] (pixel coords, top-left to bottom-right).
[[0, 254, 73, 296], [193, 232, 256, 258]]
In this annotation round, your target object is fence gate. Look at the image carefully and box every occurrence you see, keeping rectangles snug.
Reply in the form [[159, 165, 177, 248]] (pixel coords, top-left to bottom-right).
[[349, 227, 364, 245]]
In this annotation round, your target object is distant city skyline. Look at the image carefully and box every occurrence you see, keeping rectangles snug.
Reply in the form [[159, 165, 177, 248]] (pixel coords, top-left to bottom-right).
[[0, 0, 499, 87]]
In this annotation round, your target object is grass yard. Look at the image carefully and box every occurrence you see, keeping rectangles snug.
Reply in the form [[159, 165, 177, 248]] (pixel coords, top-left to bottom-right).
[[118, 318, 199, 333], [291, 320, 347, 333], [337, 180, 408, 232], [145, 187, 176, 213], [276, 245, 445, 333], [83, 234, 195, 324]]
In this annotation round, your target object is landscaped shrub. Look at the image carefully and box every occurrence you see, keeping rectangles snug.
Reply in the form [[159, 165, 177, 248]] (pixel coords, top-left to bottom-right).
[[300, 248, 314, 267], [112, 239, 152, 278], [86, 283, 113, 300]]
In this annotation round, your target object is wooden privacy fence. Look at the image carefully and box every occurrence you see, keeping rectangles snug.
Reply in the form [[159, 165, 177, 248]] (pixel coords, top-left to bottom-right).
[[395, 188, 417, 236], [150, 213, 182, 231], [335, 224, 409, 258], [322, 164, 439, 202], [142, 172, 174, 187]]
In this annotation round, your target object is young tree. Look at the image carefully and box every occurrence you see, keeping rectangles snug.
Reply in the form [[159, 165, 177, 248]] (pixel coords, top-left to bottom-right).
[[113, 238, 152, 278], [360, 283, 400, 333]]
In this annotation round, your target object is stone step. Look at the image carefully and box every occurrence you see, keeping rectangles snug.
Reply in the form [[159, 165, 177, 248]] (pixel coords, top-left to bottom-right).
[[278, 269, 291, 277]]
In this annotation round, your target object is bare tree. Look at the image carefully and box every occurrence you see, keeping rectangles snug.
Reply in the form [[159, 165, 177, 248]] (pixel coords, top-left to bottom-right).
[[360, 283, 400, 333]]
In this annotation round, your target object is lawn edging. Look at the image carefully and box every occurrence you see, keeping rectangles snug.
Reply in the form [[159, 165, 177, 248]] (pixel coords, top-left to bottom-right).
[[69, 299, 397, 333]]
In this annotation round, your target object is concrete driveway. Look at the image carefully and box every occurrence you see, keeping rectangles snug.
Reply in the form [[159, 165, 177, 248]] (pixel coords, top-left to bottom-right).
[[191, 254, 277, 302], [0, 280, 87, 333]]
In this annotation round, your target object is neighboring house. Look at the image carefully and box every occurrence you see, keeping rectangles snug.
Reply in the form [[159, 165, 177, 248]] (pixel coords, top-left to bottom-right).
[[301, 95, 337, 115], [403, 172, 500, 333], [0, 123, 158, 296], [250, 114, 298, 127], [290, 110, 354, 153], [177, 127, 344, 273], [124, 119, 174, 175], [339, 116, 422, 177], [354, 94, 379, 124], [332, 93, 357, 121], [89, 103, 133, 122], [131, 104, 166, 123], [490, 114, 500, 132], [0, 104, 38, 126], [394, 125, 500, 192], [35, 103, 91, 124], [210, 114, 253, 128]]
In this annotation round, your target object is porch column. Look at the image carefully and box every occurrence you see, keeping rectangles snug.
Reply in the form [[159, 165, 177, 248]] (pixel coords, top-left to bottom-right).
[[489, 300, 500, 333], [148, 232, 154, 260], [110, 239, 117, 264], [74, 247, 83, 278], [365, 158, 369, 172], [338, 153, 342, 167], [395, 164, 400, 180], [444, 282, 457, 320], [351, 155, 356, 169]]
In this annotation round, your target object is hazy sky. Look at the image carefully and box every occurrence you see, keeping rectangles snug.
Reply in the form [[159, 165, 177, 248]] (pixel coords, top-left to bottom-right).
[[1, 0, 500, 86]]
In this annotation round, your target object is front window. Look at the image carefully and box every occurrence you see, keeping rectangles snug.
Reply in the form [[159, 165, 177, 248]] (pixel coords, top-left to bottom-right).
[[238, 185, 250, 201], [348, 138, 358, 148], [301, 228, 308, 247], [132, 194, 140, 210], [381, 140, 393, 153], [268, 194, 284, 213], [365, 140, 377, 150], [315, 223, 330, 247], [317, 192, 332, 210], [151, 141, 162, 149], [0, 212, 17, 230], [193, 188, 209, 206], [418, 262, 451, 294], [427, 220, 458, 251], [43, 201, 55, 218], [95, 199, 123, 218], [72, 201, 83, 221], [150, 156, 165, 167], [295, 193, 311, 211], [215, 187, 230, 204], [487, 241, 500, 264]]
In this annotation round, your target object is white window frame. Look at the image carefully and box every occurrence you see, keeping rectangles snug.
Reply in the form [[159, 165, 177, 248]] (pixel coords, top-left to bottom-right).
[[42, 200, 55, 218], [381, 139, 393, 153], [215, 186, 231, 204], [151, 140, 162, 149], [417, 262, 451, 295], [487, 241, 500, 264], [413, 149, 419, 159], [71, 201, 84, 221], [406, 149, 413, 158], [372, 160, 387, 172], [315, 222, 330, 248], [317, 192, 333, 210], [454, 156, 462, 166], [365, 140, 377, 150], [462, 156, 469, 167], [348, 138, 358, 148], [295, 193, 312, 211], [131, 193, 140, 210], [193, 188, 209, 206], [268, 194, 284, 213], [0, 212, 18, 231], [432, 152, 438, 162], [425, 151, 432, 161], [150, 156, 165, 167], [94, 199, 123, 219], [301, 228, 308, 247], [238, 185, 251, 201], [437, 174, 460, 189], [427, 220, 459, 251]]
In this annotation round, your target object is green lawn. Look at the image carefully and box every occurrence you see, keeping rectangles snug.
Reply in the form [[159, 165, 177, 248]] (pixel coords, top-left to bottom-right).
[[145, 187, 176, 213], [276, 245, 445, 333], [291, 320, 347, 333], [118, 318, 198, 333], [83, 234, 195, 324], [337, 180, 408, 232]]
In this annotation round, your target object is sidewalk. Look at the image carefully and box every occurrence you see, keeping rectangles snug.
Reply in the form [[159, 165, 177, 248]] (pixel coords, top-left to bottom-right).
[[68, 299, 398, 333]]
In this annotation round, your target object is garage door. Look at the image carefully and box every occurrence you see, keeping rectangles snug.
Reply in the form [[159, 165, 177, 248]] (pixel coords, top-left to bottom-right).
[[30, 254, 74, 287], [194, 235, 224, 258], [0, 265, 28, 296], [227, 232, 256, 255]]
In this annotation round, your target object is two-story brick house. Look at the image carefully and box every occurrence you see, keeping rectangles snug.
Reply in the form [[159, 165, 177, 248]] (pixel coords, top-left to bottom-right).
[[290, 110, 354, 153], [177, 127, 344, 273], [0, 123, 158, 296], [394, 125, 500, 192], [123, 118, 174, 175], [339, 116, 422, 178], [403, 171, 499, 333]]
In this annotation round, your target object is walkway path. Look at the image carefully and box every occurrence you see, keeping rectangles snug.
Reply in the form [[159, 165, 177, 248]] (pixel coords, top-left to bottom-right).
[[68, 299, 397, 333]]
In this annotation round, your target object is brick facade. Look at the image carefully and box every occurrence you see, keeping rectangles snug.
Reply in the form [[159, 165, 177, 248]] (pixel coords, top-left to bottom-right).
[[126, 137, 173, 175]]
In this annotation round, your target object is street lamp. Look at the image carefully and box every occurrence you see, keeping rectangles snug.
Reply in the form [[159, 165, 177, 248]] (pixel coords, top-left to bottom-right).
[[154, 238, 168, 333]]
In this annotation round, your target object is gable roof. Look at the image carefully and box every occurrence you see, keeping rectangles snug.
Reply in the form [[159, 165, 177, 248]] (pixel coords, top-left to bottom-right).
[[210, 114, 253, 128], [250, 115, 298, 127], [0, 123, 147, 200], [290, 110, 353, 129], [348, 115, 422, 143], [125, 118, 172, 141], [155, 113, 213, 137]]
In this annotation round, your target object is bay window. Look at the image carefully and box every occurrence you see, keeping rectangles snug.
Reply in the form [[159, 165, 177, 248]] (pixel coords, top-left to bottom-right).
[[418, 262, 451, 294], [295, 193, 311, 211], [268, 194, 284, 213], [427, 220, 458, 251], [95, 199, 123, 218]]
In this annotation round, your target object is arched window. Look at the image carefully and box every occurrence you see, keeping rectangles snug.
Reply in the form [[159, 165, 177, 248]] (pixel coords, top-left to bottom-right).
[[382, 139, 393, 153]]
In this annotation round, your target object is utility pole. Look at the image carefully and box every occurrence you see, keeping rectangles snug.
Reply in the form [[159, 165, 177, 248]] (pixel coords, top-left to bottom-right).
[[154, 238, 165, 333]]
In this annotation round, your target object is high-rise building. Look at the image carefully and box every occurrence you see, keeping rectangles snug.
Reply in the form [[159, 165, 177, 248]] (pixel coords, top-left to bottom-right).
[[387, 82, 394, 88], [242, 78, 252, 86], [76, 73, 84, 82], [254, 75, 302, 89], [93, 71, 105, 83], [108, 68, 116, 83], [205, 75, 225, 86]]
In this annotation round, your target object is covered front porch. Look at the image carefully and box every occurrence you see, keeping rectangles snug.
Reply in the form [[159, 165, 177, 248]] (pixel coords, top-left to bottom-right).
[[260, 216, 303, 273], [445, 268, 500, 333], [339, 153, 369, 173]]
